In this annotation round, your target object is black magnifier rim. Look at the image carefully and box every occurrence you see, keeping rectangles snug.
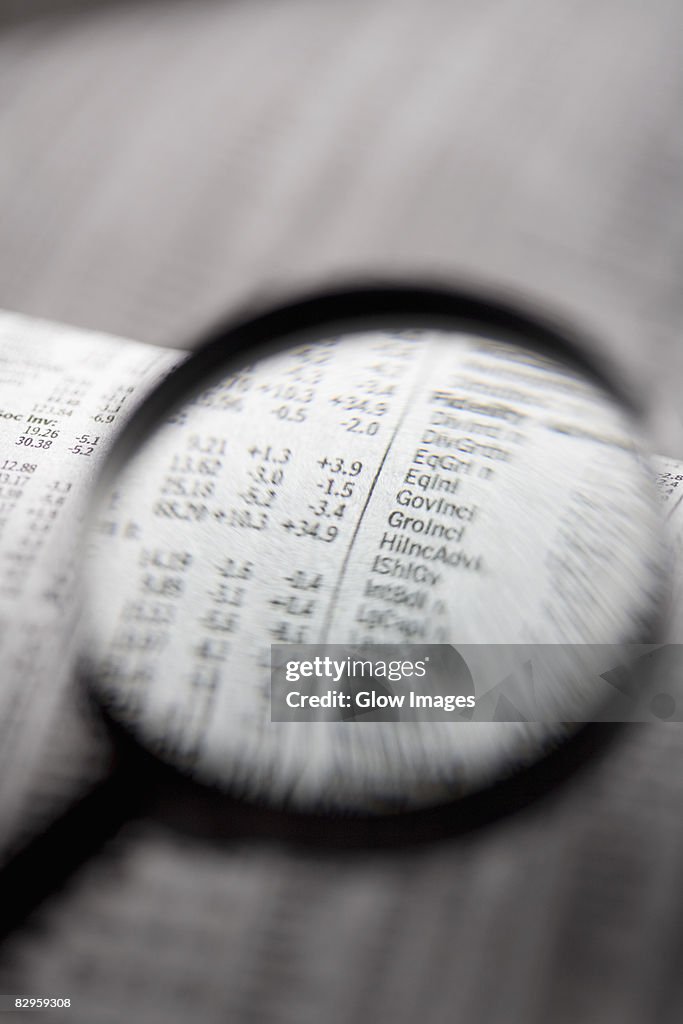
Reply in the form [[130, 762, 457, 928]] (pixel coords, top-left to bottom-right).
[[78, 280, 662, 840]]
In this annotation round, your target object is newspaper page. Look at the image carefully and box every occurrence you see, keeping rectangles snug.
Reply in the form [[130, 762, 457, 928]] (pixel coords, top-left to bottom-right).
[[0, 311, 682, 1024], [0, 311, 184, 857]]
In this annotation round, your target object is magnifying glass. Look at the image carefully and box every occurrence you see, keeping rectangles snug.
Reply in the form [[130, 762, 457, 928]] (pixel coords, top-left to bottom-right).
[[0, 283, 672, 937]]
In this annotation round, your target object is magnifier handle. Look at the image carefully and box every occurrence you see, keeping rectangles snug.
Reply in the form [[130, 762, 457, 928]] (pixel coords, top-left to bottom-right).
[[0, 764, 145, 948]]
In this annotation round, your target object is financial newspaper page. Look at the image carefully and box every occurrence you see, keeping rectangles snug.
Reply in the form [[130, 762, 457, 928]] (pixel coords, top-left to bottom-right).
[[0, 312, 184, 855], [1, 311, 683, 1024], [0, 309, 682, 851]]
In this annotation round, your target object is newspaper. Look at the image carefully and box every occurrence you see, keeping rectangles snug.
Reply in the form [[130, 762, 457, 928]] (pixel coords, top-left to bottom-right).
[[0, 310, 682, 1023], [0, 312, 183, 855]]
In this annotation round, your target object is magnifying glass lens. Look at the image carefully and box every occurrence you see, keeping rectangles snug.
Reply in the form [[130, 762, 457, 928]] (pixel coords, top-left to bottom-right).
[[82, 318, 667, 812]]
